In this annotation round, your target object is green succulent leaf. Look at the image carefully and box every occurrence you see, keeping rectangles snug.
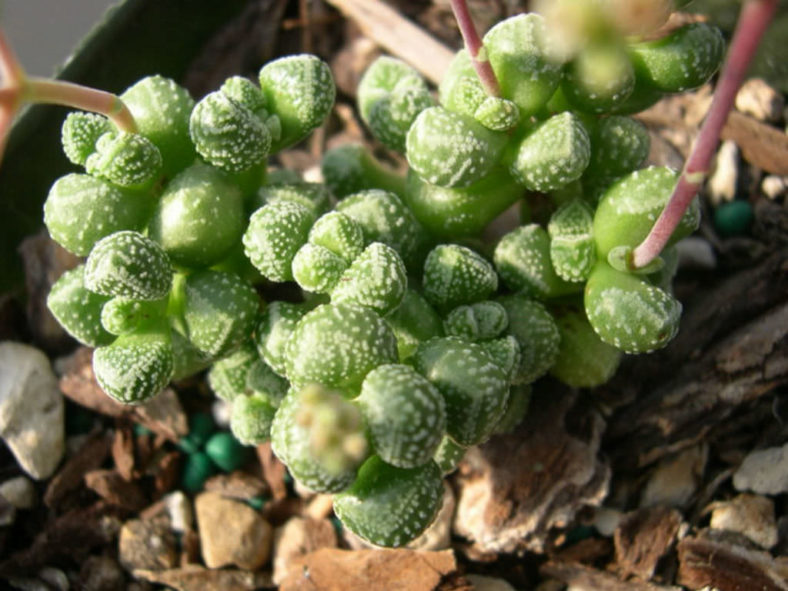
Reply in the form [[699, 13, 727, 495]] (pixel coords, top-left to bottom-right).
[[422, 244, 498, 313], [494, 224, 578, 299], [220, 76, 268, 113], [292, 243, 349, 294], [473, 96, 520, 131], [207, 341, 260, 402], [179, 270, 259, 359], [357, 364, 445, 469], [47, 265, 113, 347], [286, 303, 398, 392], [85, 131, 163, 190], [84, 231, 172, 301], [149, 163, 244, 269], [44, 173, 154, 256], [414, 336, 509, 446], [493, 383, 531, 434], [254, 182, 332, 220], [258, 54, 335, 153], [231, 393, 278, 445], [433, 435, 467, 475], [510, 112, 591, 192], [586, 116, 650, 182], [93, 328, 174, 404], [254, 301, 310, 377], [333, 455, 443, 547], [497, 295, 561, 384], [321, 144, 407, 200], [331, 242, 407, 316], [547, 198, 596, 282], [61, 112, 112, 166], [585, 262, 682, 354], [406, 107, 506, 188], [444, 301, 509, 341], [480, 335, 521, 383], [562, 42, 635, 113], [439, 50, 486, 117], [121, 75, 196, 178], [308, 211, 365, 262], [629, 22, 725, 93], [100, 297, 162, 336], [385, 289, 444, 361]]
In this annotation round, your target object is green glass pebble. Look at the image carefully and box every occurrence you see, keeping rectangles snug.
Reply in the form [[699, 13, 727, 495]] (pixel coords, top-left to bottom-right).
[[285, 303, 398, 392], [714, 200, 753, 238], [483, 13, 563, 116], [385, 289, 444, 361], [190, 90, 271, 173], [497, 295, 561, 384], [422, 244, 498, 313], [357, 364, 445, 468], [149, 163, 244, 269], [444, 301, 509, 341], [510, 112, 591, 192], [335, 189, 429, 272], [133, 423, 153, 437], [204, 431, 249, 472], [254, 182, 332, 220], [84, 231, 172, 301], [562, 42, 635, 114], [243, 200, 315, 282], [585, 262, 682, 354], [61, 111, 112, 166], [331, 242, 407, 316], [181, 451, 216, 494], [207, 341, 260, 402], [629, 22, 725, 93], [292, 243, 348, 295], [357, 56, 434, 153], [586, 116, 650, 181], [321, 144, 407, 200], [179, 270, 259, 359], [176, 435, 200, 455], [271, 387, 362, 493], [333, 455, 443, 548], [47, 266, 113, 347], [550, 307, 622, 388], [44, 173, 153, 256], [187, 412, 216, 448], [121, 75, 196, 178], [494, 224, 577, 300], [308, 212, 365, 262], [593, 167, 699, 258], [93, 328, 174, 404], [86, 131, 163, 190], [258, 55, 335, 153], [254, 301, 309, 377], [547, 198, 596, 282], [403, 167, 524, 239], [414, 337, 509, 446], [406, 107, 506, 188], [246, 496, 267, 511], [433, 435, 466, 475]]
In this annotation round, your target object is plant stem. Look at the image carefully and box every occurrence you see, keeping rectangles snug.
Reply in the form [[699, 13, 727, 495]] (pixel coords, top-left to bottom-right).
[[449, 0, 501, 97], [24, 78, 137, 133], [631, 0, 778, 269]]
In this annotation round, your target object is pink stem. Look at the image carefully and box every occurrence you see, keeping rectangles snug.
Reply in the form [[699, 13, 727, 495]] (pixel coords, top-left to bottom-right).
[[25, 77, 137, 133], [0, 30, 24, 86], [449, 0, 501, 97], [631, 0, 778, 269]]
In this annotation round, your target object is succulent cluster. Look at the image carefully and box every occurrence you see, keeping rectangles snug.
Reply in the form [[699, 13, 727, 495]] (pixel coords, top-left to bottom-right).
[[44, 5, 724, 548]]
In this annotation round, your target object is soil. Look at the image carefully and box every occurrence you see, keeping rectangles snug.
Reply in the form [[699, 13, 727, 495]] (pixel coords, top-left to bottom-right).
[[0, 1, 787, 590]]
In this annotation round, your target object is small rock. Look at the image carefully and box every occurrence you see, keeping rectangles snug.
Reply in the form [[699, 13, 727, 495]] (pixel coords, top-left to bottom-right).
[[736, 78, 785, 123], [212, 399, 231, 429], [0, 494, 16, 526], [710, 493, 778, 549], [592, 506, 624, 537], [119, 517, 178, 571], [133, 565, 271, 591], [733, 443, 788, 495], [762, 175, 787, 200], [465, 574, 516, 591], [195, 491, 273, 570], [164, 491, 193, 534], [640, 444, 707, 508], [37, 567, 69, 591], [304, 494, 335, 520], [708, 140, 740, 205], [676, 237, 717, 270], [0, 475, 36, 509], [79, 555, 126, 591], [272, 517, 338, 584], [0, 342, 64, 479], [408, 481, 455, 551]]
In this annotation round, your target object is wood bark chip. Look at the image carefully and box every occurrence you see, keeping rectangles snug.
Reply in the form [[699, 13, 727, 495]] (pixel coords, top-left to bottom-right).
[[43, 429, 111, 509], [677, 533, 788, 591], [257, 441, 288, 501], [84, 469, 147, 511], [134, 565, 273, 591], [614, 506, 683, 580], [111, 425, 135, 481], [453, 387, 609, 553], [279, 547, 458, 591], [541, 561, 683, 591]]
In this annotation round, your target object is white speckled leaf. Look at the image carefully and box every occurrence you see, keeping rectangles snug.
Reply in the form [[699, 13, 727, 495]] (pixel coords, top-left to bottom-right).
[[86, 131, 162, 189], [61, 112, 112, 166], [423, 244, 498, 313], [47, 265, 113, 347], [254, 301, 309, 377], [331, 242, 407, 316], [548, 198, 596, 282], [497, 294, 560, 384]]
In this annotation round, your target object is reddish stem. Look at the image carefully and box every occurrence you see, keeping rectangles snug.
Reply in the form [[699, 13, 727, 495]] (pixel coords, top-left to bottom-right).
[[631, 0, 778, 269], [449, 0, 501, 97]]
